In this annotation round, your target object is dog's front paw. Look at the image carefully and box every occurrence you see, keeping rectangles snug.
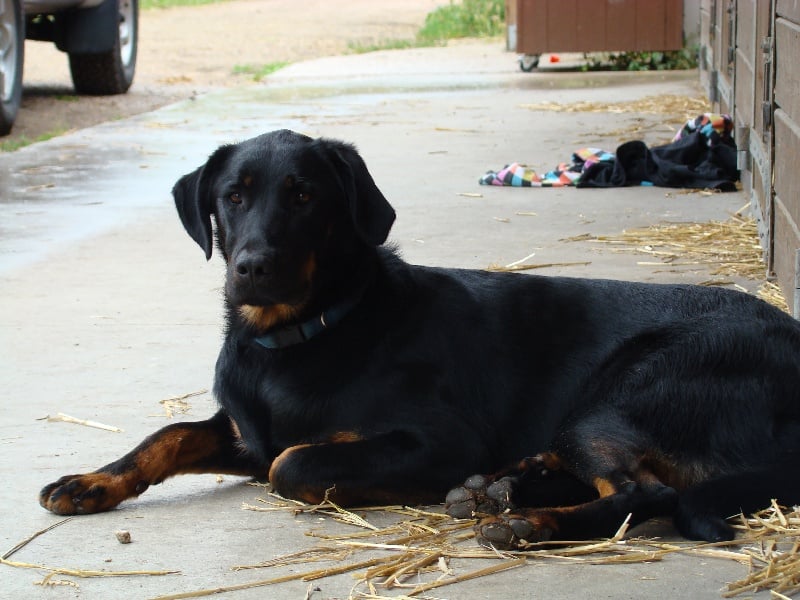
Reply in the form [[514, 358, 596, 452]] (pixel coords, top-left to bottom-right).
[[475, 512, 554, 550], [39, 473, 145, 515], [445, 474, 517, 519]]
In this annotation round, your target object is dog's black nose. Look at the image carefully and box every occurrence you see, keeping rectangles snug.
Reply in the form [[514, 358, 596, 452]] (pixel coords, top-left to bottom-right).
[[234, 253, 271, 281]]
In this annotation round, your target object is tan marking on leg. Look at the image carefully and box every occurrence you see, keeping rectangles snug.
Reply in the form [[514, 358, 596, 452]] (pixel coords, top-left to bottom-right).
[[593, 477, 619, 498], [329, 431, 363, 443], [228, 416, 250, 453], [532, 452, 563, 471], [268, 444, 314, 483], [40, 423, 246, 515], [229, 417, 242, 439], [302, 252, 316, 283]]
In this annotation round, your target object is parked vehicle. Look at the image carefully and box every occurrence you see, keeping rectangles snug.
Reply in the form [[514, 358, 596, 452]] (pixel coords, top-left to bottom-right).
[[0, 0, 137, 135]]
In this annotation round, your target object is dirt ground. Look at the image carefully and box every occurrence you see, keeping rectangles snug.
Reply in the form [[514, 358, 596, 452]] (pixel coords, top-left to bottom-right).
[[6, 0, 442, 147]]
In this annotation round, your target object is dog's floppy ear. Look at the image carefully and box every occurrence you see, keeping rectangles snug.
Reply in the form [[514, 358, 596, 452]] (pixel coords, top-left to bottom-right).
[[172, 145, 233, 260], [322, 139, 396, 246]]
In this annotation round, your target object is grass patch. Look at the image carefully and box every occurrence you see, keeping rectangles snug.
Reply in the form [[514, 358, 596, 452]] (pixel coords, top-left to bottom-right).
[[0, 129, 69, 152], [348, 0, 505, 54], [417, 0, 505, 44], [347, 38, 417, 54], [232, 62, 290, 82]]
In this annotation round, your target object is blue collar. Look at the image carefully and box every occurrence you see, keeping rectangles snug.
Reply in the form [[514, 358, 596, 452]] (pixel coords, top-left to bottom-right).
[[252, 289, 365, 349]]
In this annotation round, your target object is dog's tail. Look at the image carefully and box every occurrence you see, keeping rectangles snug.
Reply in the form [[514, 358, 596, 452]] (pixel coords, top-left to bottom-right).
[[675, 462, 800, 541]]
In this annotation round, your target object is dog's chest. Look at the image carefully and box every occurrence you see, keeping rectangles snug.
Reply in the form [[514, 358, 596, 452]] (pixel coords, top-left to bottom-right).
[[219, 343, 390, 453]]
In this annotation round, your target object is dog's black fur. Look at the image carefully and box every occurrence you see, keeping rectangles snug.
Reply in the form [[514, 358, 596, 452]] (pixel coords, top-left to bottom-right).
[[40, 130, 800, 549]]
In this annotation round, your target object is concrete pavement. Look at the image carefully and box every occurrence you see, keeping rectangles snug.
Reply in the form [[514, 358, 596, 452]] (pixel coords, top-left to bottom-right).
[[1, 42, 766, 599]]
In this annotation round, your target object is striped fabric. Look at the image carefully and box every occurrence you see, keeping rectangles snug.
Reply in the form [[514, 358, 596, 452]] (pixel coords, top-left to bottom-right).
[[479, 148, 615, 187]]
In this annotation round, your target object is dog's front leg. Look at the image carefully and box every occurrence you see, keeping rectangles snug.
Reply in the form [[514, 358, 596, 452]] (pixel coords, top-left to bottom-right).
[[268, 431, 444, 507], [39, 410, 264, 515]]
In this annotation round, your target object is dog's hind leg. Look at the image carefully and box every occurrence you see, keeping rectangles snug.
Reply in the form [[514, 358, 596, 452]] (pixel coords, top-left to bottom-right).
[[675, 462, 800, 541], [471, 414, 682, 549], [475, 468, 678, 549], [39, 410, 264, 515]]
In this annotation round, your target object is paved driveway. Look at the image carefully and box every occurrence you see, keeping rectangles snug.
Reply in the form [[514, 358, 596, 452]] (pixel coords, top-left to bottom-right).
[[0, 43, 761, 599]]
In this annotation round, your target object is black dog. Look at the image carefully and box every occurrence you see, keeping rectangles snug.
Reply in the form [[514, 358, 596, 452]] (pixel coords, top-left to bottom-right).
[[40, 129, 800, 549]]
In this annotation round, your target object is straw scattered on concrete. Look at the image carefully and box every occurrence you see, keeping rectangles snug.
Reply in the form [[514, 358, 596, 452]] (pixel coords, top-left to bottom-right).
[[571, 119, 678, 144], [137, 488, 799, 599], [1, 559, 179, 579], [150, 389, 207, 419], [757, 281, 791, 313], [1, 517, 179, 590], [2, 518, 74, 561], [38, 412, 123, 433], [521, 94, 710, 124], [522, 94, 711, 143], [568, 213, 763, 278], [14, 494, 796, 598], [488, 260, 592, 273], [724, 502, 800, 597], [228, 494, 800, 599], [563, 213, 789, 311]]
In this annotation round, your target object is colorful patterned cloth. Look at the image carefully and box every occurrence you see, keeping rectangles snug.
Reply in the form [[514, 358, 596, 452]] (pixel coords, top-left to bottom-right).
[[672, 113, 734, 145], [480, 114, 738, 191], [480, 148, 615, 187]]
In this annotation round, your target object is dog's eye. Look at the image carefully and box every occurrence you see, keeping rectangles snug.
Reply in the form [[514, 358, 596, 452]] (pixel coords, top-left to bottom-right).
[[229, 192, 242, 205]]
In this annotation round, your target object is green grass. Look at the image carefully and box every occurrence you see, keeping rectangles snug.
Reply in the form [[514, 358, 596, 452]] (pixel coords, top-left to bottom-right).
[[348, 0, 505, 54], [140, 0, 504, 51], [347, 38, 417, 54], [0, 129, 69, 152], [232, 62, 290, 82], [416, 0, 505, 44]]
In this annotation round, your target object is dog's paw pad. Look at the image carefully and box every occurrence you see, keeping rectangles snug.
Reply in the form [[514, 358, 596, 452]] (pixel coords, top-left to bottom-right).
[[486, 476, 516, 511], [477, 520, 517, 548], [444, 486, 477, 519], [463, 474, 490, 490], [445, 473, 508, 519], [476, 514, 552, 550]]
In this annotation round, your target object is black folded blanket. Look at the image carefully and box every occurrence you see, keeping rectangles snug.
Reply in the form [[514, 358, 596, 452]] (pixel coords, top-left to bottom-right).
[[578, 131, 738, 191]]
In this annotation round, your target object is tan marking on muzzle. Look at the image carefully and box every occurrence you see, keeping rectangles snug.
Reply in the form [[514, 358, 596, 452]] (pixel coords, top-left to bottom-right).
[[236, 253, 316, 331], [239, 304, 299, 331]]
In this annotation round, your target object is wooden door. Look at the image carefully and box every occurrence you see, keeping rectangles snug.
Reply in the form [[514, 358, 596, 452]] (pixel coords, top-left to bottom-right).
[[735, 0, 776, 273], [774, 0, 800, 315]]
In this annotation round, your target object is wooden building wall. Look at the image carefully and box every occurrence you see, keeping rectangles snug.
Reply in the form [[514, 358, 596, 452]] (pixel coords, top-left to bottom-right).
[[700, 0, 800, 316], [512, 0, 684, 54]]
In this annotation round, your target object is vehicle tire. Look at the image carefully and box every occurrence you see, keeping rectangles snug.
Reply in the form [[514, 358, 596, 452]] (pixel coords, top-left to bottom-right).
[[69, 0, 137, 95], [0, 0, 24, 136]]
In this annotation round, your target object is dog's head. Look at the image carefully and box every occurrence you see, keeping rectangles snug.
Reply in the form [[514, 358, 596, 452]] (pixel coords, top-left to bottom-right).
[[172, 129, 395, 328]]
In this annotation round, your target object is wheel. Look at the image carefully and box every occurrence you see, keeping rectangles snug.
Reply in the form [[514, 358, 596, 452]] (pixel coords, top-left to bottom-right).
[[69, 0, 137, 95], [519, 54, 540, 72], [0, 0, 23, 135]]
